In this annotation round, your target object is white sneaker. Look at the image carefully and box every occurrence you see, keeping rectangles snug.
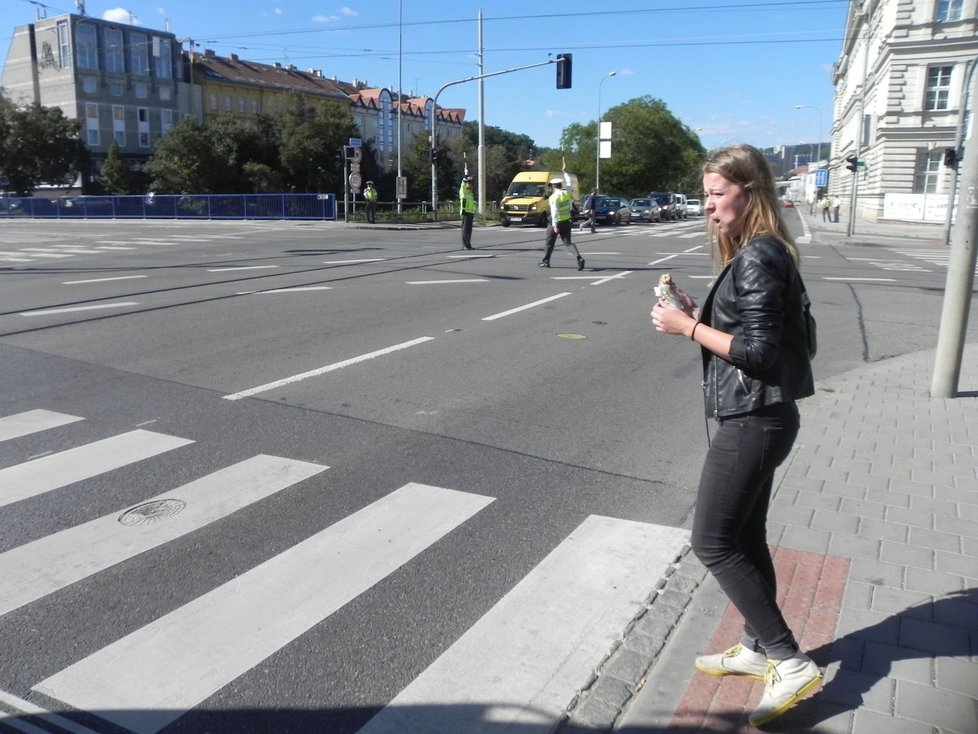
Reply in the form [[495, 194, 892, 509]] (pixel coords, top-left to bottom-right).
[[694, 644, 767, 680], [748, 652, 822, 727]]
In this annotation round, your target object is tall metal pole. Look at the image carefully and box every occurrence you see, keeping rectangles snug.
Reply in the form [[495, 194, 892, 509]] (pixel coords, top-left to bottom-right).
[[943, 57, 977, 247], [596, 71, 615, 190], [397, 0, 402, 216], [847, 18, 870, 237], [477, 11, 486, 216], [931, 66, 978, 398]]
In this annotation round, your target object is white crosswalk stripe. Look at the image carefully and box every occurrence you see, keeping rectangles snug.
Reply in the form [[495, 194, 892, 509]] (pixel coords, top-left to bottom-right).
[[0, 409, 690, 734]]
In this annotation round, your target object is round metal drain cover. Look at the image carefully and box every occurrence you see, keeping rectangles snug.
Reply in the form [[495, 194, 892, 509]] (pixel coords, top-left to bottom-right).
[[118, 498, 186, 526]]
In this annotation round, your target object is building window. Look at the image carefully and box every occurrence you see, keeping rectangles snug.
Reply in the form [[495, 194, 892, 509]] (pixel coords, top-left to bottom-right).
[[926, 66, 953, 111], [238, 96, 246, 113], [936, 0, 963, 22], [161, 109, 174, 135], [209, 93, 218, 112], [913, 150, 944, 194], [153, 37, 172, 79], [130, 32, 150, 76], [85, 102, 99, 146], [134, 83, 149, 99], [252, 99, 259, 114], [82, 76, 97, 94], [57, 20, 71, 68], [137, 107, 150, 148], [75, 23, 98, 70], [109, 81, 124, 97], [159, 86, 172, 101], [224, 95, 232, 112], [112, 105, 126, 147], [105, 28, 124, 73]]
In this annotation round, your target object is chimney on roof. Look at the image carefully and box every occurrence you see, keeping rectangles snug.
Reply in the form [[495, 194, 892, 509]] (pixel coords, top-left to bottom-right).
[[274, 62, 282, 68], [204, 48, 215, 58], [230, 53, 238, 62]]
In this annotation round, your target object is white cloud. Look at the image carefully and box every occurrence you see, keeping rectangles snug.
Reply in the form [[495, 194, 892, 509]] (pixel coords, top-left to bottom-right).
[[312, 14, 340, 23], [545, 109, 576, 120], [339, 6, 358, 17], [102, 8, 139, 24], [275, 8, 284, 15]]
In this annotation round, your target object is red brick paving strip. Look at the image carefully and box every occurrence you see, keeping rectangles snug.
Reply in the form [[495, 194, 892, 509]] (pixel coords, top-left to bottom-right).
[[668, 547, 849, 732]]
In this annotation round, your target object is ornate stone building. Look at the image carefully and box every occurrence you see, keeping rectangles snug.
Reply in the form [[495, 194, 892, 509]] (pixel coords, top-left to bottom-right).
[[832, 0, 978, 222]]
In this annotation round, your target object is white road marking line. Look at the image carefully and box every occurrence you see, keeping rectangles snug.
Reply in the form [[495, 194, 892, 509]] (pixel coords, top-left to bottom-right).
[[0, 690, 100, 734], [0, 455, 326, 617], [33, 483, 494, 734], [62, 275, 148, 284], [20, 302, 139, 316], [94, 246, 135, 250], [223, 336, 435, 400], [823, 277, 897, 282], [648, 246, 703, 267], [0, 409, 84, 443], [482, 292, 571, 321], [407, 279, 490, 285], [0, 430, 193, 509], [13, 250, 73, 258], [357, 516, 690, 734], [206, 265, 279, 272], [447, 254, 495, 259], [589, 270, 633, 285]]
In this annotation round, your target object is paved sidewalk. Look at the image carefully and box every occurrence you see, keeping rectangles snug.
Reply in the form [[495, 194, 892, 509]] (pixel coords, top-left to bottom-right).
[[554, 216, 978, 734]]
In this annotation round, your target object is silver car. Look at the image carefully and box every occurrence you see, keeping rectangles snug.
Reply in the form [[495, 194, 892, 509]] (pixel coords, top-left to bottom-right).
[[628, 197, 662, 223]]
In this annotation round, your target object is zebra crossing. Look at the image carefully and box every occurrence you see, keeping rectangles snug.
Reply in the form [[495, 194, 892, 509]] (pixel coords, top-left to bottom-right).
[[0, 408, 689, 734], [0, 234, 239, 264]]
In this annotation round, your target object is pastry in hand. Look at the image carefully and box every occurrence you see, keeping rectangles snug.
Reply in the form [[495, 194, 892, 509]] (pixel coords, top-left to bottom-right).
[[654, 273, 684, 310]]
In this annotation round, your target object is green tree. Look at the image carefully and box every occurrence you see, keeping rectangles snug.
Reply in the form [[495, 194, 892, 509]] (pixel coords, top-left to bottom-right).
[[0, 99, 87, 195], [402, 133, 456, 204], [559, 96, 705, 196], [272, 94, 360, 193], [98, 141, 132, 194], [144, 116, 272, 193]]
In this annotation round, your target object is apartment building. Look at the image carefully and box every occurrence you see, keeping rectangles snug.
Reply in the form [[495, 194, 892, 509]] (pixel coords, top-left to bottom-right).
[[832, 0, 978, 222], [2, 12, 465, 187]]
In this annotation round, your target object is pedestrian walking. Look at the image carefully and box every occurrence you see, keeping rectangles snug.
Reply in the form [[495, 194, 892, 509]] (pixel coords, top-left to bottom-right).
[[364, 181, 378, 224], [650, 143, 821, 728], [539, 172, 585, 270], [459, 176, 476, 249], [579, 188, 598, 233], [831, 195, 841, 223]]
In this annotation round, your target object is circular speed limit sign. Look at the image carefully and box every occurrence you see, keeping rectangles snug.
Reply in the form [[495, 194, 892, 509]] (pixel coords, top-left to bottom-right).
[[349, 172, 362, 190]]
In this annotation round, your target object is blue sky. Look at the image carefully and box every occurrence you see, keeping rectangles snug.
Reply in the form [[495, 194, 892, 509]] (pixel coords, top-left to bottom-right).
[[5, 0, 850, 154]]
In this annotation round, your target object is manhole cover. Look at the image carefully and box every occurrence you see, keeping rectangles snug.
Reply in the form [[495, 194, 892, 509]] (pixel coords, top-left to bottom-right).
[[118, 499, 187, 526]]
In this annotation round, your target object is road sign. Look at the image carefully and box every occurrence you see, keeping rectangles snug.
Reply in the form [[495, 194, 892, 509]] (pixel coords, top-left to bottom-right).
[[348, 138, 362, 147], [351, 147, 363, 164], [815, 169, 828, 187], [349, 172, 362, 190]]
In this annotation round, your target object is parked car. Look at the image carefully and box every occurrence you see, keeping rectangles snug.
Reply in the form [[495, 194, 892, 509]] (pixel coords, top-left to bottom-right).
[[628, 197, 661, 223], [650, 191, 678, 220], [592, 196, 632, 225], [686, 198, 703, 216]]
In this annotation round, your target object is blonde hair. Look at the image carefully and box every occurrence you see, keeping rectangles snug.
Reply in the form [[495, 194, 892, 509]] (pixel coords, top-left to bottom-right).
[[702, 144, 799, 268]]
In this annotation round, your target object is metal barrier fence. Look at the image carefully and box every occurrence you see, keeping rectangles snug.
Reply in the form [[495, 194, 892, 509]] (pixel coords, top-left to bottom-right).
[[0, 193, 337, 220]]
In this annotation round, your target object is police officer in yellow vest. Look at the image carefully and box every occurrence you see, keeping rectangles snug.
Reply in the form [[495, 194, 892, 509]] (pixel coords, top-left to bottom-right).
[[459, 176, 476, 249], [364, 181, 378, 224], [540, 172, 585, 270]]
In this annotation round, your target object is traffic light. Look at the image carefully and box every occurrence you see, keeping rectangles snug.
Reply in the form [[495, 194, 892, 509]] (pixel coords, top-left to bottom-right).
[[556, 53, 572, 89], [845, 155, 859, 172], [430, 147, 438, 163], [944, 147, 959, 168]]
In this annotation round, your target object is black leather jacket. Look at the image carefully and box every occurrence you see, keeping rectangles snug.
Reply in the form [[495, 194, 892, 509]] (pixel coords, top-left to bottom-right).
[[699, 235, 814, 420]]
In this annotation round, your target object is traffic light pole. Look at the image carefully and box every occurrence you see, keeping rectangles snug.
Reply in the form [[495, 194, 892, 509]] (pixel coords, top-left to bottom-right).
[[931, 65, 978, 398], [429, 57, 561, 220]]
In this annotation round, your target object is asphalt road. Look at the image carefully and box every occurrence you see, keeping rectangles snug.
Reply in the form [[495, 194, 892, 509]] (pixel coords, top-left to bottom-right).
[[0, 212, 964, 733]]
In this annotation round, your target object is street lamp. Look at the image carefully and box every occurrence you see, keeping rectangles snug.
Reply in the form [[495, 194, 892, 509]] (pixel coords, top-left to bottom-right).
[[596, 71, 616, 190], [794, 104, 824, 164]]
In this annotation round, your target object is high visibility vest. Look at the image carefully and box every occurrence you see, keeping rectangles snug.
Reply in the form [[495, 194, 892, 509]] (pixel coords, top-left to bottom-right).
[[364, 187, 378, 202], [554, 190, 572, 222], [459, 185, 476, 214]]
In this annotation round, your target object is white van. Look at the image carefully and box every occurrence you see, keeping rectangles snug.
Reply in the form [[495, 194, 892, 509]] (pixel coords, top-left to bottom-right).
[[674, 193, 688, 219]]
